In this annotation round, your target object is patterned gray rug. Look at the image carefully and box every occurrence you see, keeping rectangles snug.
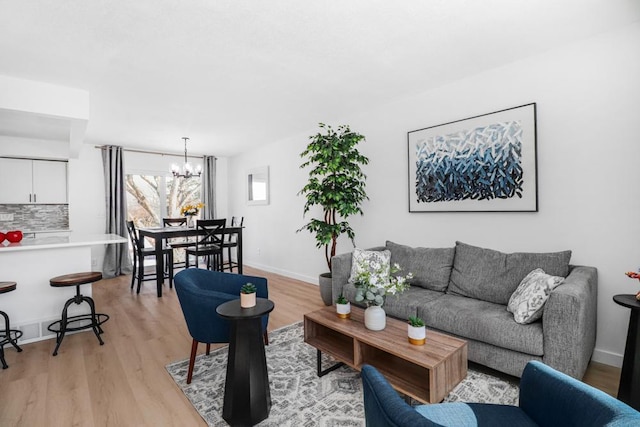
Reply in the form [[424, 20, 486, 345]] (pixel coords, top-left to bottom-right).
[[166, 322, 519, 426]]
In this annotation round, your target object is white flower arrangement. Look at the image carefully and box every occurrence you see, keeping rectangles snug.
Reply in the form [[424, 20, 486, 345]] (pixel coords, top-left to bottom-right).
[[354, 260, 413, 307]]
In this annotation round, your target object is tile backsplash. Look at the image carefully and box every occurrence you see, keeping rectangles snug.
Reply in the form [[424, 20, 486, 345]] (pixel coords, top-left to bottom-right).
[[0, 204, 69, 231]]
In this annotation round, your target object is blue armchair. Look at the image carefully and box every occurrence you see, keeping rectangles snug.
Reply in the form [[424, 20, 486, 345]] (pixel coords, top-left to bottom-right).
[[361, 361, 640, 427], [174, 268, 269, 384]]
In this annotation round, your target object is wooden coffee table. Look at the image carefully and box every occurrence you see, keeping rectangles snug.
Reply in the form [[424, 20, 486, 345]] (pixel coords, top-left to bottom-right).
[[304, 306, 467, 404]]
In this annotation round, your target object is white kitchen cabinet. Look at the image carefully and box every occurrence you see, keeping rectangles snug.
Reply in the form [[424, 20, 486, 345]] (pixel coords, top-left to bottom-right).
[[0, 158, 68, 204]]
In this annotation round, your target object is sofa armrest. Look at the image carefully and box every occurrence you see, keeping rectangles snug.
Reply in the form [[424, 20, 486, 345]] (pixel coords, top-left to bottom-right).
[[331, 252, 353, 304], [542, 265, 597, 379]]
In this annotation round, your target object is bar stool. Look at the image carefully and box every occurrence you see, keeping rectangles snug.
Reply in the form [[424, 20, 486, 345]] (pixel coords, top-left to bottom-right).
[[47, 272, 109, 356], [0, 281, 23, 369]]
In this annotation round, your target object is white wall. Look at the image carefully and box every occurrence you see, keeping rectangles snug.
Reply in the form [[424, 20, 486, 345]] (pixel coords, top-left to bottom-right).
[[228, 22, 640, 367]]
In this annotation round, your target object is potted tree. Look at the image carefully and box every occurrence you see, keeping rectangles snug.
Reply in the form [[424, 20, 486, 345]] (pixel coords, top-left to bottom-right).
[[298, 123, 369, 305], [240, 282, 257, 308]]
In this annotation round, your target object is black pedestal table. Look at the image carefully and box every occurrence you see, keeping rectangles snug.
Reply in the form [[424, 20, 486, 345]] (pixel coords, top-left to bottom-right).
[[216, 298, 274, 426], [613, 294, 640, 410]]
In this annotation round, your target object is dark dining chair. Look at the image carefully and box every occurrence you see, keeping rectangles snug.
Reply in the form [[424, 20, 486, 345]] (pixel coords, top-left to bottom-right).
[[222, 216, 243, 272], [163, 217, 191, 271], [126, 221, 174, 294], [174, 268, 269, 384], [185, 219, 226, 271]]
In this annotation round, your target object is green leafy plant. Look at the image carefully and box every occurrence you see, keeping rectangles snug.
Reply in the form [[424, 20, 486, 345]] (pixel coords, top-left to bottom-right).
[[354, 261, 413, 307], [297, 123, 369, 272], [336, 294, 349, 305], [408, 316, 425, 328], [240, 282, 256, 294]]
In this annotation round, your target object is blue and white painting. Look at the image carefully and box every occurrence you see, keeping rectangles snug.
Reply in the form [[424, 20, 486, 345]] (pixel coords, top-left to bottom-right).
[[407, 103, 537, 212], [415, 121, 523, 203]]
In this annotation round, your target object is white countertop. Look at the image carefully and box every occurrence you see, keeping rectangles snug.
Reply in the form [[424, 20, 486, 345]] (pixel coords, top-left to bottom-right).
[[0, 233, 127, 252]]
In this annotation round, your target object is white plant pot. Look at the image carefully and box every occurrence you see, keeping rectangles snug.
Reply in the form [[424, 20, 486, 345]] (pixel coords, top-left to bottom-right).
[[240, 292, 256, 308], [408, 324, 426, 345], [336, 302, 351, 319], [364, 305, 386, 331]]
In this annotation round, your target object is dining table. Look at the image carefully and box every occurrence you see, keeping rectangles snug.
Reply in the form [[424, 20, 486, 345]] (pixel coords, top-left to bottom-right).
[[137, 225, 243, 297]]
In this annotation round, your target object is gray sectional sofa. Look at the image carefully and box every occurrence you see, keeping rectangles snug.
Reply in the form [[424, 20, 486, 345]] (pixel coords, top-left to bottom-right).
[[331, 241, 598, 379]]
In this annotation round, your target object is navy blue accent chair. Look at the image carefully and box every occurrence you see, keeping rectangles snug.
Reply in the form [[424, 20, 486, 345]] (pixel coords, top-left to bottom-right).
[[361, 361, 640, 427], [174, 268, 269, 384]]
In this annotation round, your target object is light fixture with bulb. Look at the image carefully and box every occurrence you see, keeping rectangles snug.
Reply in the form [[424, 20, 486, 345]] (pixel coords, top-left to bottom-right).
[[171, 137, 202, 179]]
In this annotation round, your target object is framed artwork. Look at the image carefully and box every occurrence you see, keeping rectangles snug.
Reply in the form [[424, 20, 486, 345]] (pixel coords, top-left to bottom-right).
[[408, 103, 537, 212]]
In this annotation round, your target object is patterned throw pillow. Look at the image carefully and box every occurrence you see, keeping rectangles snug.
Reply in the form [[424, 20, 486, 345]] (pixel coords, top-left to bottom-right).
[[507, 268, 565, 324], [349, 248, 391, 288]]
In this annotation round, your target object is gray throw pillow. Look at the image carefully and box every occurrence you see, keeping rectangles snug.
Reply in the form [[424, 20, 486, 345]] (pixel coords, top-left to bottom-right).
[[447, 241, 571, 305], [385, 241, 455, 292], [507, 268, 565, 324]]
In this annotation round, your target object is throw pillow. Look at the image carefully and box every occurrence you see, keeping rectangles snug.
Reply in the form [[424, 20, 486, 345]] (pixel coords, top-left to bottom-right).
[[349, 248, 391, 288], [447, 241, 571, 305], [385, 241, 455, 292], [508, 268, 565, 324]]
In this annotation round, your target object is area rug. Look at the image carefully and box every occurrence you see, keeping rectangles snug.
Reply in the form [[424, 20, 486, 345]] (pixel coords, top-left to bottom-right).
[[166, 322, 519, 426]]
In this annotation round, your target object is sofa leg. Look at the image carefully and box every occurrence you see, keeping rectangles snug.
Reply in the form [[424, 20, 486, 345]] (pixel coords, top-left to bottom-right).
[[187, 339, 198, 384]]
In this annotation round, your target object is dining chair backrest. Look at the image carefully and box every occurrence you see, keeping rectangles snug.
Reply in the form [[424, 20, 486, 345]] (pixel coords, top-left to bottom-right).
[[196, 219, 226, 248], [163, 217, 187, 227], [231, 216, 244, 227], [126, 220, 142, 253]]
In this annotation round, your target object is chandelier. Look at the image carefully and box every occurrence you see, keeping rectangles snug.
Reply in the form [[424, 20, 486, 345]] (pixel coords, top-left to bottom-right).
[[171, 137, 202, 179]]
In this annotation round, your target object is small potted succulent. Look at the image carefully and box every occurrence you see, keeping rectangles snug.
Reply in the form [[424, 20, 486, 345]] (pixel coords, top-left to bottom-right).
[[407, 316, 426, 345], [335, 294, 351, 319], [240, 282, 257, 308]]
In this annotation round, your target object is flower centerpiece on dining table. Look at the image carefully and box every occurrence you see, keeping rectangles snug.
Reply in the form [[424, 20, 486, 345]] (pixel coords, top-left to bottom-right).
[[354, 259, 413, 331], [180, 202, 204, 227]]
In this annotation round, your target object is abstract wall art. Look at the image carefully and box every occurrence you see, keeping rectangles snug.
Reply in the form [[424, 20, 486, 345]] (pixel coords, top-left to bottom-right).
[[408, 103, 537, 212]]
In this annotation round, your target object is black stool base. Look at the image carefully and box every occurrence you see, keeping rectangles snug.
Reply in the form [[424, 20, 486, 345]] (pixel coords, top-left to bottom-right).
[[47, 291, 109, 356], [0, 328, 23, 369]]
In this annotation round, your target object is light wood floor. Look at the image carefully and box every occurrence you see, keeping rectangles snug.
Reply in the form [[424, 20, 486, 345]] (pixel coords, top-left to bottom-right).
[[0, 267, 621, 426]]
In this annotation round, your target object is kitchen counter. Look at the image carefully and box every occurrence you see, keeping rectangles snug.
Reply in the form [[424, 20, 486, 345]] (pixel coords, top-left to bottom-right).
[[0, 232, 128, 344], [0, 233, 125, 252]]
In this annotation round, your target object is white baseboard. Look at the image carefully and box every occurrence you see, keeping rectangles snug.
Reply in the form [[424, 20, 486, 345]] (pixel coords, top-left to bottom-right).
[[592, 348, 623, 368], [243, 261, 319, 286]]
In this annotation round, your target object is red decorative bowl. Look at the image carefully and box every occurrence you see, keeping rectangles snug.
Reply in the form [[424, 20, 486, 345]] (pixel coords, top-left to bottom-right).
[[0, 232, 5, 244], [6, 230, 23, 243]]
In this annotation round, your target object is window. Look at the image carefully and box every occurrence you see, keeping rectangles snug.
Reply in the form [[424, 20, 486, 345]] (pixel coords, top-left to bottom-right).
[[126, 174, 202, 227]]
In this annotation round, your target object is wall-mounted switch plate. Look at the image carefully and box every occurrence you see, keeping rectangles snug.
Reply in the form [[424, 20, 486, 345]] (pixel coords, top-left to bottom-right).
[[0, 213, 14, 221]]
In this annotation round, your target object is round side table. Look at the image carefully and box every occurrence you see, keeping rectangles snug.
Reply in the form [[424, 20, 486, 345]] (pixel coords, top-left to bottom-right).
[[613, 294, 640, 410], [217, 298, 274, 427]]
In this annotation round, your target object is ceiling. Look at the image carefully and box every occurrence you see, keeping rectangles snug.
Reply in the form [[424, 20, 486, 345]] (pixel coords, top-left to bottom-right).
[[0, 0, 638, 157]]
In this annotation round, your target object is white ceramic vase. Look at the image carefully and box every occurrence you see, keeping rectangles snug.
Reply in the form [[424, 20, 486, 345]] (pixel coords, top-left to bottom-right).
[[364, 305, 386, 331], [408, 324, 426, 345], [336, 302, 351, 319], [240, 292, 256, 308]]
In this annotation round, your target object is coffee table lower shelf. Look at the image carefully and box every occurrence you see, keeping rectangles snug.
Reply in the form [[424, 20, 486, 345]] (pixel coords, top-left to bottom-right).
[[304, 306, 467, 404]]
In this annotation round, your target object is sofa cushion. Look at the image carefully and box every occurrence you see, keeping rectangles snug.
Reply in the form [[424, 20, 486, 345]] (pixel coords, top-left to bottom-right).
[[508, 268, 565, 324], [448, 241, 571, 305], [342, 282, 445, 320], [418, 294, 544, 356], [385, 241, 455, 292], [349, 248, 391, 287]]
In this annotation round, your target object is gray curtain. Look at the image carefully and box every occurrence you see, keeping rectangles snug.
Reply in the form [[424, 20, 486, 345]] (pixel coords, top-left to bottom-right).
[[102, 145, 133, 278], [202, 155, 217, 219]]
